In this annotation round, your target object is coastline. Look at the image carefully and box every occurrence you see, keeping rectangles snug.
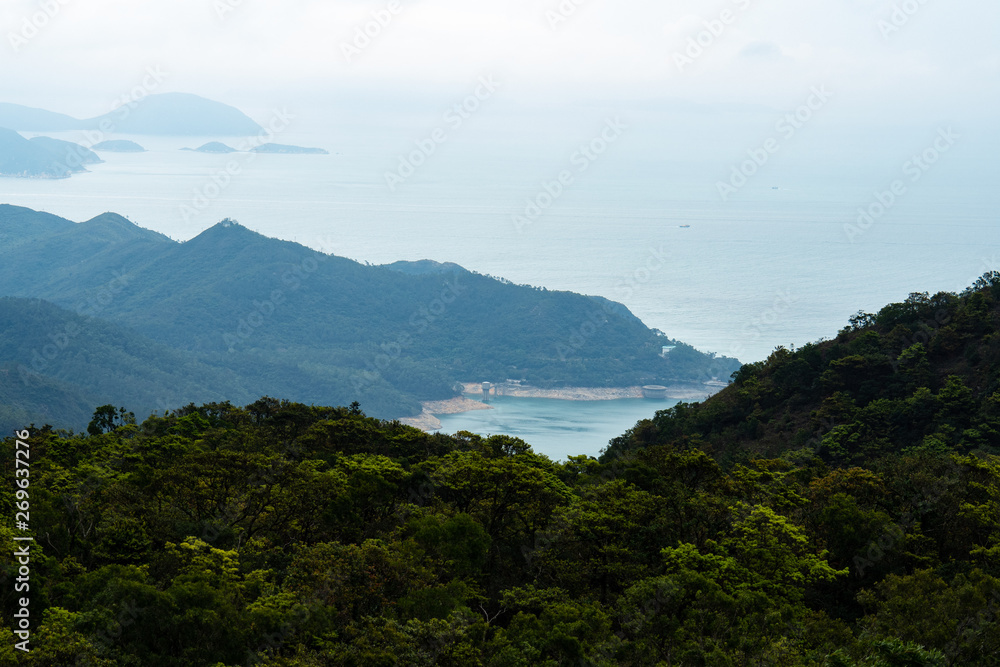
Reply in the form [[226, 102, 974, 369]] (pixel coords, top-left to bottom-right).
[[398, 382, 726, 432], [398, 396, 494, 431]]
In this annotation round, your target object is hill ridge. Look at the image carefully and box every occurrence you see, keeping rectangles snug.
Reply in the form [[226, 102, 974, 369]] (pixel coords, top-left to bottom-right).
[[0, 93, 263, 135], [0, 206, 737, 427]]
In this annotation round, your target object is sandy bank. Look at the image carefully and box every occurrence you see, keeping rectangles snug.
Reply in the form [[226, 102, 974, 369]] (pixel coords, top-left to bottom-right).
[[460, 382, 721, 402], [398, 396, 493, 431], [398, 383, 727, 432]]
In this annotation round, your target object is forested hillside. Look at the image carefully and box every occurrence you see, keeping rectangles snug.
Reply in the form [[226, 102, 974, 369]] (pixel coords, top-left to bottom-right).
[[1, 277, 998, 665], [606, 272, 1000, 465], [0, 205, 738, 430], [0, 297, 248, 434]]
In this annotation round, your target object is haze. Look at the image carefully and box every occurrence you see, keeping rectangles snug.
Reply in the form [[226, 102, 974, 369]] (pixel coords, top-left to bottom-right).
[[2, 0, 997, 139]]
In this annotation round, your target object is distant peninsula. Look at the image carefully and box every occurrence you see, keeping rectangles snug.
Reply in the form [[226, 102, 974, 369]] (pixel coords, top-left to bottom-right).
[[181, 141, 237, 153], [251, 143, 329, 155], [0, 128, 88, 178], [29, 136, 103, 166], [0, 93, 263, 136], [92, 140, 146, 153]]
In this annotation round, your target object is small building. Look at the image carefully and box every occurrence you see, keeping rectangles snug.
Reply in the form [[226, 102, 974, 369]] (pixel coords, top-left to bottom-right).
[[661, 346, 676, 357], [481, 382, 492, 402]]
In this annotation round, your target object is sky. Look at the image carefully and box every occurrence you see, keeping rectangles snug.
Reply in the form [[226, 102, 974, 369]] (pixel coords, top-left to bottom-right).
[[0, 0, 997, 363], [1, 0, 998, 135]]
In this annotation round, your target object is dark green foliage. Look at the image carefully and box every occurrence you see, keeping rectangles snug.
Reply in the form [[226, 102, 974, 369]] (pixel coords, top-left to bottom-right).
[[87, 405, 136, 436], [1, 386, 997, 663], [604, 280, 1000, 466], [2, 275, 998, 663]]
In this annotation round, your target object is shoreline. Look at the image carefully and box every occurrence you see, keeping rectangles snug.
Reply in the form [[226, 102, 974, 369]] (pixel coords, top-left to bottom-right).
[[398, 396, 494, 431], [398, 382, 726, 432]]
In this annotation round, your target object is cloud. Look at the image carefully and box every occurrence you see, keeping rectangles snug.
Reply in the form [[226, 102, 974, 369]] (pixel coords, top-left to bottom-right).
[[740, 41, 782, 59], [0, 0, 995, 127]]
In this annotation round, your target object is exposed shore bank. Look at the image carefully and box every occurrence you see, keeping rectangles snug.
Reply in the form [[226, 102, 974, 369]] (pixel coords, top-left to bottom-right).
[[398, 382, 726, 432], [398, 396, 494, 431]]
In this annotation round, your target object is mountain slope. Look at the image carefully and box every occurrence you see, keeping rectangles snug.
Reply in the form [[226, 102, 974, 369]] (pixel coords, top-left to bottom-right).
[[0, 103, 81, 131], [87, 93, 263, 135], [29, 136, 103, 166], [0, 206, 737, 423], [0, 93, 263, 135], [0, 297, 249, 434], [605, 275, 1000, 464], [1, 209, 174, 309], [0, 128, 80, 178], [0, 203, 76, 249]]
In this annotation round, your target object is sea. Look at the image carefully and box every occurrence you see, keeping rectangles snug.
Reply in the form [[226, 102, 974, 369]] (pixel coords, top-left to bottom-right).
[[436, 395, 680, 461], [2, 121, 997, 459]]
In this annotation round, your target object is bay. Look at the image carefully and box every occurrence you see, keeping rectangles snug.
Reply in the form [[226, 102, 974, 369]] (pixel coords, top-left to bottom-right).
[[1, 123, 997, 458], [434, 395, 679, 461], [2, 129, 994, 364]]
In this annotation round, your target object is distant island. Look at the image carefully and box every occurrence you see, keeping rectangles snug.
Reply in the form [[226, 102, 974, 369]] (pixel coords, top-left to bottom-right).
[[383, 259, 468, 276], [251, 143, 329, 155], [92, 139, 146, 153], [0, 92, 263, 136], [181, 141, 237, 153], [0, 128, 88, 178], [181, 141, 330, 155]]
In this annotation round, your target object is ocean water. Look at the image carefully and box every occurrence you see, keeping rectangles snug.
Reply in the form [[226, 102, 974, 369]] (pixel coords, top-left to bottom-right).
[[4, 129, 995, 365], [435, 395, 680, 461], [2, 125, 997, 455]]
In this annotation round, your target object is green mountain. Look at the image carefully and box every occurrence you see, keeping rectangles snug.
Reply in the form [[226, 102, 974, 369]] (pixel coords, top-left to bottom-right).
[[0, 297, 245, 435], [1, 274, 997, 664], [92, 140, 145, 153], [605, 274, 1000, 465], [0, 93, 263, 135], [0, 205, 737, 428]]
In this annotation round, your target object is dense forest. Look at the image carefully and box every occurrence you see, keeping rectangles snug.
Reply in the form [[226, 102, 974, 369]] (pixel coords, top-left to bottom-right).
[[0, 205, 737, 432], [2, 277, 999, 665]]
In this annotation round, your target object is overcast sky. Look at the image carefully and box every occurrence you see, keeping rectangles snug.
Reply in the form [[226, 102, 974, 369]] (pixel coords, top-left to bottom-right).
[[1, 0, 997, 132]]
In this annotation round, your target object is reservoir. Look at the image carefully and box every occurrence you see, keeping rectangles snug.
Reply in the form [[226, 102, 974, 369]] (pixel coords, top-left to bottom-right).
[[434, 395, 680, 461]]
